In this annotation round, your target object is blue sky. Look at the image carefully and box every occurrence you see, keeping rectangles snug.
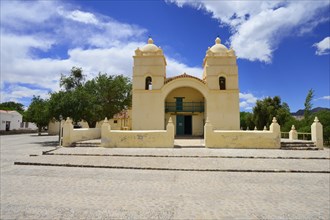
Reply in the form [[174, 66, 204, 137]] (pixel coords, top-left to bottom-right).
[[1, 0, 329, 112]]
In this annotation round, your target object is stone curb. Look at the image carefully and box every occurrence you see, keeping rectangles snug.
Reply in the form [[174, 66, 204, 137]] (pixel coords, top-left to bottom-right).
[[42, 152, 330, 160], [14, 162, 330, 173]]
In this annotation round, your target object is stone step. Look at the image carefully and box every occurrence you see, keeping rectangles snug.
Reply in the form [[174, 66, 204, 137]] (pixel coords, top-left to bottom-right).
[[72, 139, 101, 148], [281, 141, 318, 150]]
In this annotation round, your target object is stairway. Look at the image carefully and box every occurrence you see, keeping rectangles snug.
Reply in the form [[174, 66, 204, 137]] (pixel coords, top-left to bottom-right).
[[71, 139, 101, 147], [281, 141, 318, 150]]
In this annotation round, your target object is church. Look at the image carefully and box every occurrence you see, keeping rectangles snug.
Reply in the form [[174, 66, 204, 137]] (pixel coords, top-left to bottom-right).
[[132, 37, 240, 136], [64, 36, 325, 149], [63, 37, 323, 149]]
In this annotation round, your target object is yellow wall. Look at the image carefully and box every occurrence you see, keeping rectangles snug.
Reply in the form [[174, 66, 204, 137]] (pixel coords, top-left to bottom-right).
[[62, 119, 101, 147], [101, 118, 174, 148], [132, 90, 164, 130], [165, 87, 204, 102], [204, 120, 281, 149]]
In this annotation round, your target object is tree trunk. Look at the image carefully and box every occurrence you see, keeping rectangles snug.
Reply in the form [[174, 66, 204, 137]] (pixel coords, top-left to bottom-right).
[[87, 121, 97, 128], [38, 126, 42, 136]]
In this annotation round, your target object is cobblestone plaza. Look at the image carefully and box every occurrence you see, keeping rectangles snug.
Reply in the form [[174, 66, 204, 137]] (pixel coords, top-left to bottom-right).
[[1, 134, 329, 219]]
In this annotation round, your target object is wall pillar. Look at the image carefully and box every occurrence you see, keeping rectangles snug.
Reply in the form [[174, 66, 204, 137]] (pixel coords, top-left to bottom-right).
[[289, 125, 298, 140], [269, 117, 280, 135], [101, 117, 111, 147], [166, 117, 174, 138], [269, 117, 281, 148], [204, 117, 213, 148], [62, 117, 73, 147], [311, 117, 323, 149], [166, 117, 175, 147]]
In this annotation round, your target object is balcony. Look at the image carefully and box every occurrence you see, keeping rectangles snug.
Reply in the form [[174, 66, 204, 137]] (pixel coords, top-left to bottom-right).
[[165, 102, 204, 113]]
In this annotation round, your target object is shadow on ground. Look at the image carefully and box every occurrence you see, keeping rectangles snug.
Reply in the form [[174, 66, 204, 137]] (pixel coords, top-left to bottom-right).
[[32, 141, 58, 147]]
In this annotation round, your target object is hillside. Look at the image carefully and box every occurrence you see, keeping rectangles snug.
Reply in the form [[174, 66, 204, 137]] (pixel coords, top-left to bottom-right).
[[291, 107, 330, 116]]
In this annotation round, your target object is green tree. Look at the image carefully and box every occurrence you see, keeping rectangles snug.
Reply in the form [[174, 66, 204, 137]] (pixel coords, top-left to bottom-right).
[[253, 96, 291, 129], [25, 96, 50, 135], [81, 74, 132, 127], [0, 101, 25, 114], [48, 68, 132, 128], [240, 112, 255, 130], [304, 89, 314, 120], [60, 67, 85, 91]]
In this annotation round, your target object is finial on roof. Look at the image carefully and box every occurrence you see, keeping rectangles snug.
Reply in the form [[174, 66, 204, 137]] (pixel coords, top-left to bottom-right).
[[215, 37, 221, 44], [148, 37, 154, 44]]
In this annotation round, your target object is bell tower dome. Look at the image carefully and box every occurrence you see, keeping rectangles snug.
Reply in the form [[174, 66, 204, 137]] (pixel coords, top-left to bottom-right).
[[203, 37, 238, 90], [132, 38, 167, 90]]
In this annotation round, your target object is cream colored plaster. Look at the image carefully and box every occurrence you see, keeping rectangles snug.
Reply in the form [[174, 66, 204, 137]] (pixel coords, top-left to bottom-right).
[[165, 87, 204, 102], [311, 117, 323, 149], [132, 90, 164, 130], [48, 120, 61, 135], [205, 119, 280, 149], [101, 117, 174, 148], [289, 125, 298, 140], [62, 118, 101, 147], [192, 113, 204, 136]]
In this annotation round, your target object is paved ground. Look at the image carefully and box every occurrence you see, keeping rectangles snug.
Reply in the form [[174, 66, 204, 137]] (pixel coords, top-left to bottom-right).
[[1, 134, 330, 219]]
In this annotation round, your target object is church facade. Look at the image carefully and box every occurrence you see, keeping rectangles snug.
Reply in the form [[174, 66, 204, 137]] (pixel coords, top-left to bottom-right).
[[132, 37, 240, 136], [62, 37, 324, 149]]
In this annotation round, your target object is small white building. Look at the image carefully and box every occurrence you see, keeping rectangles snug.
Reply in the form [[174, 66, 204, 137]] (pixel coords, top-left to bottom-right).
[[0, 110, 22, 131]]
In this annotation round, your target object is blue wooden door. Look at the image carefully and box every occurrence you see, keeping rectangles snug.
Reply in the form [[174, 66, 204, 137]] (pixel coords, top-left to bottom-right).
[[176, 115, 184, 135]]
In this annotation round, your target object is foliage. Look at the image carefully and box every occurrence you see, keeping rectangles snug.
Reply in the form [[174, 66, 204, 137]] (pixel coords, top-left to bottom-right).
[[0, 101, 25, 114], [49, 68, 132, 128], [60, 67, 85, 91], [304, 89, 314, 120], [252, 96, 291, 129], [240, 112, 255, 130], [25, 96, 50, 135]]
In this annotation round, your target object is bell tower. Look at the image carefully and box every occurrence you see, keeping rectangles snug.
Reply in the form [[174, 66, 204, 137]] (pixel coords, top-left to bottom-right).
[[202, 37, 240, 130], [132, 38, 167, 130], [203, 37, 238, 90], [132, 38, 167, 90]]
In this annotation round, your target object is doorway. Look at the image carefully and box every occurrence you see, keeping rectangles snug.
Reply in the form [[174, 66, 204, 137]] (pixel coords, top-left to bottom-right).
[[5, 121, 10, 131], [176, 115, 192, 136]]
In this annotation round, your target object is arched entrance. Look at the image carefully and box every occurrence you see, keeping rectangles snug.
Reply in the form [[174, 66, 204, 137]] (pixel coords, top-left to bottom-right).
[[165, 86, 205, 137], [161, 74, 209, 137]]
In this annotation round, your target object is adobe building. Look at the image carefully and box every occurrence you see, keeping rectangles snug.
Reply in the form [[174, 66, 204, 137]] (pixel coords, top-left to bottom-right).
[[132, 37, 240, 136], [62, 36, 323, 149]]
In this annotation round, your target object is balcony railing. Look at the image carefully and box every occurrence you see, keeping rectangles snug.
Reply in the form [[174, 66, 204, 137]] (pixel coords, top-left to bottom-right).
[[165, 102, 204, 113]]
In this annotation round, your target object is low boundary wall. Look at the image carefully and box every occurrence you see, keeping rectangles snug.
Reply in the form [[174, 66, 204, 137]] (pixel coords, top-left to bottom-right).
[[62, 118, 101, 147], [101, 118, 174, 148], [204, 117, 281, 149]]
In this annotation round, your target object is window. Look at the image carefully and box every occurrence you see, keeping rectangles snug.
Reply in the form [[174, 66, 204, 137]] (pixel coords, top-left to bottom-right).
[[219, 77, 226, 90], [175, 97, 183, 111], [145, 76, 152, 90], [114, 120, 118, 124]]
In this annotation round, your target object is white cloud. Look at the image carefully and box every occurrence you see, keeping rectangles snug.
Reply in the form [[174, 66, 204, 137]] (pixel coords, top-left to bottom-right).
[[313, 37, 330, 55], [168, 0, 329, 62], [239, 92, 259, 110], [0, 1, 203, 106], [166, 58, 203, 78], [315, 95, 330, 101], [0, 84, 50, 105], [63, 10, 99, 24], [0, 1, 58, 27]]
